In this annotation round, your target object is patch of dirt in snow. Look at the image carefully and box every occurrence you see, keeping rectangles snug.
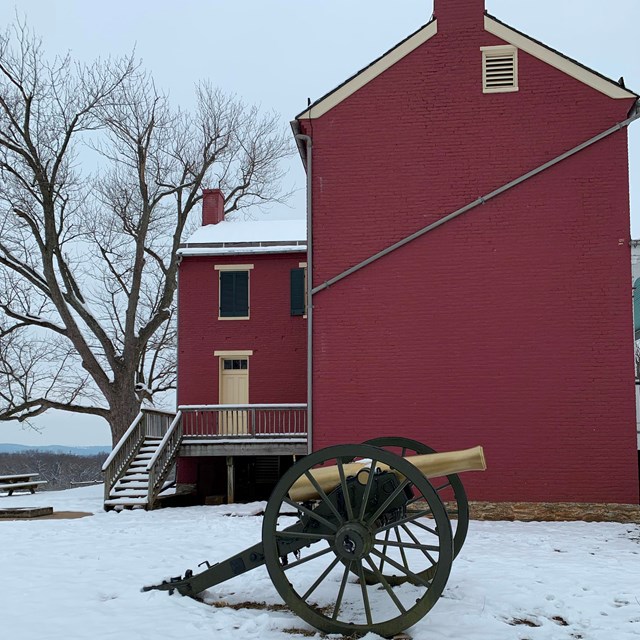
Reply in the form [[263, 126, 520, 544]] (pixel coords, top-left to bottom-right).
[[0, 510, 92, 521], [207, 600, 290, 612]]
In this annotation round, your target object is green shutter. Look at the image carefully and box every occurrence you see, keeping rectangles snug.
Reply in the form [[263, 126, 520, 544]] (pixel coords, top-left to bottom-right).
[[220, 271, 249, 317], [234, 271, 249, 316], [291, 268, 305, 316]]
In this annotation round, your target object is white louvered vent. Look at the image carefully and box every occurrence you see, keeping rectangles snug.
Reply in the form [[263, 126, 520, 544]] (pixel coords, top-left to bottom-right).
[[482, 46, 518, 93]]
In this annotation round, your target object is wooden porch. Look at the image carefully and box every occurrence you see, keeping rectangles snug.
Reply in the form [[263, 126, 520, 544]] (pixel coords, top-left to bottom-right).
[[102, 404, 308, 509], [178, 404, 308, 456]]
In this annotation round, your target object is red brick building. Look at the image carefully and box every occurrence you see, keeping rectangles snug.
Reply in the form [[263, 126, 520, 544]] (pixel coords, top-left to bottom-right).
[[104, 0, 639, 510], [174, 189, 308, 502], [293, 0, 639, 503]]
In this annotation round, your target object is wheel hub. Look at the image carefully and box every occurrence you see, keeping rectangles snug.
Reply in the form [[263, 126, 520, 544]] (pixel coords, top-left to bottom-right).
[[333, 521, 373, 561]]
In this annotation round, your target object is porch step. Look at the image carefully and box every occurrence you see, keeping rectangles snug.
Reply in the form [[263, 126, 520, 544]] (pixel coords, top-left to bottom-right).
[[120, 473, 149, 482], [104, 497, 148, 507], [111, 488, 148, 497], [112, 482, 148, 490]]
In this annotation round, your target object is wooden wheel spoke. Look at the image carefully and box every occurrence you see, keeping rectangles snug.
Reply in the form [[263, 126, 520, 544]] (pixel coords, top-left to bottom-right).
[[376, 507, 433, 534], [282, 545, 333, 571], [395, 526, 409, 575], [356, 560, 373, 626], [303, 469, 344, 524], [302, 555, 341, 601], [370, 548, 432, 587], [358, 459, 378, 522], [433, 480, 452, 492], [336, 459, 354, 521], [374, 537, 440, 552], [282, 497, 338, 532], [367, 478, 411, 527], [276, 530, 335, 542], [409, 519, 439, 536], [364, 555, 407, 615], [332, 561, 352, 620], [378, 527, 391, 573], [400, 524, 437, 566]]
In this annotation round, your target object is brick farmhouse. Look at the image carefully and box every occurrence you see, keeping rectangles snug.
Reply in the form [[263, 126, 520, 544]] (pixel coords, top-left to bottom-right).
[[173, 0, 639, 505]]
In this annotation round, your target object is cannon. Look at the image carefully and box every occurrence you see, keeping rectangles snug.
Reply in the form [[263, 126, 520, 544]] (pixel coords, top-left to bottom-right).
[[143, 438, 486, 637]]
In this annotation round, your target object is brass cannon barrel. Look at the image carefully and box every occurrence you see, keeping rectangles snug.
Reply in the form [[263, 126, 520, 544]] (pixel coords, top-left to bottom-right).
[[289, 445, 486, 502]]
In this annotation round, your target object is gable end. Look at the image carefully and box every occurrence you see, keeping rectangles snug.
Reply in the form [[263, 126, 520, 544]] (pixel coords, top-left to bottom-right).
[[484, 14, 637, 100]]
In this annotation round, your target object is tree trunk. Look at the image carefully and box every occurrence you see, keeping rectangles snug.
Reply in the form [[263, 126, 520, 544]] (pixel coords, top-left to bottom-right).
[[107, 391, 141, 447]]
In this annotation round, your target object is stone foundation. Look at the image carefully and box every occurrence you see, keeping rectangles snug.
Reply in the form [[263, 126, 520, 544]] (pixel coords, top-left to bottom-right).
[[461, 501, 640, 523]]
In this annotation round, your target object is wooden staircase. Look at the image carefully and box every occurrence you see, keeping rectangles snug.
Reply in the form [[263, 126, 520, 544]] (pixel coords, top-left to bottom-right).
[[104, 437, 163, 509], [102, 409, 183, 511]]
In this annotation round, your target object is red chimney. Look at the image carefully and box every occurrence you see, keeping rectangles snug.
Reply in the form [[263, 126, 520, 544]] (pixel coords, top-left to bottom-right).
[[202, 189, 225, 226], [433, 0, 485, 31]]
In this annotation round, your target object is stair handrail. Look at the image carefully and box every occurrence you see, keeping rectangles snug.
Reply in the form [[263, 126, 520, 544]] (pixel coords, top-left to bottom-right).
[[146, 410, 183, 509], [102, 411, 146, 505], [102, 412, 144, 472]]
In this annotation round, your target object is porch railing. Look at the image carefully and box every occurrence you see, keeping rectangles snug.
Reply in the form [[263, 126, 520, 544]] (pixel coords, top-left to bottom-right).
[[179, 404, 307, 438], [146, 410, 183, 509]]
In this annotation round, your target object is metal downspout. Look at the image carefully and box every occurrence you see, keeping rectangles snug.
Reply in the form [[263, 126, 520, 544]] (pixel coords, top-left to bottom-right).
[[295, 131, 313, 455]]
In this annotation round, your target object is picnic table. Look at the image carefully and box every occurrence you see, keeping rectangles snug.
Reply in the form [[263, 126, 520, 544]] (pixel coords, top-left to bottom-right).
[[0, 473, 48, 496]]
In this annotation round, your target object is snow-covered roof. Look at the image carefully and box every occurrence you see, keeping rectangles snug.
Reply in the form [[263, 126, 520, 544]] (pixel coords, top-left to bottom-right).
[[179, 218, 306, 256]]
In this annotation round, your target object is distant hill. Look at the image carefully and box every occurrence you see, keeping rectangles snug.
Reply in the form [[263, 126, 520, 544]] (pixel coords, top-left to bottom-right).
[[0, 443, 111, 456]]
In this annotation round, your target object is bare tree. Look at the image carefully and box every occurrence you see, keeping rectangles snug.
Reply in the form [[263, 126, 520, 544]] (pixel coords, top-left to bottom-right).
[[0, 23, 293, 444]]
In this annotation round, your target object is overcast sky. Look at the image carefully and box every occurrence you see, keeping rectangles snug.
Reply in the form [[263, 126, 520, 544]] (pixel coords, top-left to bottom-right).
[[2, 0, 638, 446]]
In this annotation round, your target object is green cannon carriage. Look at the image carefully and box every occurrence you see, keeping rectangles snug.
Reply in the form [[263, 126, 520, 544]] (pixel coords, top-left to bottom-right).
[[144, 438, 486, 638]]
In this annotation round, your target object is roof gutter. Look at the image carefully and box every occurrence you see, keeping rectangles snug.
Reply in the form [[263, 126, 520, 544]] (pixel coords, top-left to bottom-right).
[[312, 102, 640, 295]]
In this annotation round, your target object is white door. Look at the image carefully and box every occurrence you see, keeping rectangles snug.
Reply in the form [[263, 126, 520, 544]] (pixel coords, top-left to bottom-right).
[[220, 358, 249, 434]]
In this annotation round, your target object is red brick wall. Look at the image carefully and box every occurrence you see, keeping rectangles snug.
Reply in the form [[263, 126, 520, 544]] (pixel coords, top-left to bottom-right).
[[176, 252, 307, 483], [300, 18, 639, 503]]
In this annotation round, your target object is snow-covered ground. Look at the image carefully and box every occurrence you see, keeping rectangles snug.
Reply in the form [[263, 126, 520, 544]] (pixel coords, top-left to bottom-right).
[[1, 485, 639, 640]]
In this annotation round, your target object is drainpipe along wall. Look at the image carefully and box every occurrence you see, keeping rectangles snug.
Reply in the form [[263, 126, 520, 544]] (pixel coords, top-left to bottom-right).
[[294, 130, 313, 455]]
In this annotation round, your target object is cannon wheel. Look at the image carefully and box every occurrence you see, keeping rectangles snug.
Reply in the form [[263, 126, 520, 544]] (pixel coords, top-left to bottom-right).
[[262, 444, 454, 638], [363, 437, 469, 561]]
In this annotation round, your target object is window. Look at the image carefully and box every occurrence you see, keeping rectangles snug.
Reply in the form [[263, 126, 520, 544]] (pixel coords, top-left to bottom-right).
[[291, 265, 307, 316], [215, 264, 253, 319], [222, 358, 248, 370], [481, 45, 518, 93]]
